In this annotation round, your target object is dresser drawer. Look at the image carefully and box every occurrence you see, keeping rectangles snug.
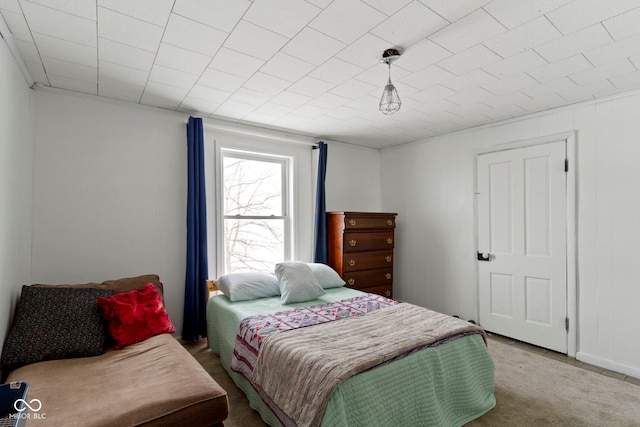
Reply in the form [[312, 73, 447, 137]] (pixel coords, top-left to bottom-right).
[[342, 250, 393, 273], [355, 284, 393, 299], [343, 231, 394, 252], [344, 267, 392, 288], [343, 215, 395, 230]]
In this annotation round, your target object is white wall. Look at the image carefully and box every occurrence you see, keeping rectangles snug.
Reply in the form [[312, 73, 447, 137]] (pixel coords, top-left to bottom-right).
[[30, 90, 381, 336], [0, 38, 33, 356], [381, 91, 640, 378]]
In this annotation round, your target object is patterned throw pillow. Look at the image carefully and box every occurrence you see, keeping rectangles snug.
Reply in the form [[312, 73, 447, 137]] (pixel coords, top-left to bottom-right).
[[97, 283, 175, 349], [0, 286, 114, 373]]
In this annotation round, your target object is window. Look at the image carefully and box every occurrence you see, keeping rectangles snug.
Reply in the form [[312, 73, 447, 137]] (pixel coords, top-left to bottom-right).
[[220, 149, 291, 273]]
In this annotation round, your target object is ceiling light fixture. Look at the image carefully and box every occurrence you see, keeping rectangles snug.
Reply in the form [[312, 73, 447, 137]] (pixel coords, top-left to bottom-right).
[[379, 48, 401, 115]]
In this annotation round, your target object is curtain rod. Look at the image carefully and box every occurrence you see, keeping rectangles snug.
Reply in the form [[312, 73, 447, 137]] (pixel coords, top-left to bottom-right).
[[187, 116, 320, 147]]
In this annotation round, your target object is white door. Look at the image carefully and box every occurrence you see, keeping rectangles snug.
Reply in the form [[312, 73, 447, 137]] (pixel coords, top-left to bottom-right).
[[477, 141, 567, 353]]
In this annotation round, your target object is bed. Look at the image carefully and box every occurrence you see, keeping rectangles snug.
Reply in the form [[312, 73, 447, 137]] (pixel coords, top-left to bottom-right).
[[206, 264, 495, 427]]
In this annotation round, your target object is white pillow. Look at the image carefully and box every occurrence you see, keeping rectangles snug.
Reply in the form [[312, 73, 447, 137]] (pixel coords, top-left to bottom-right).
[[215, 272, 280, 302], [275, 262, 326, 304], [307, 263, 346, 288]]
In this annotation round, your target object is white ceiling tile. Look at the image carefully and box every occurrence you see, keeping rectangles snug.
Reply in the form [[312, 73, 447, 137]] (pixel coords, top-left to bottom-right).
[[243, 72, 292, 96], [557, 79, 616, 103], [309, 58, 364, 85], [208, 48, 264, 79], [603, 7, 640, 41], [0, 0, 21, 13], [535, 24, 612, 63], [546, 0, 640, 35], [270, 91, 312, 108], [406, 85, 458, 103], [309, 0, 386, 44], [227, 87, 272, 106], [482, 72, 538, 96], [515, 92, 567, 111], [362, 0, 413, 16], [48, 73, 97, 94], [244, 0, 320, 38], [441, 69, 496, 92], [446, 86, 493, 105], [34, 33, 96, 67], [400, 64, 455, 89], [521, 77, 579, 97], [307, 92, 350, 109], [22, 1, 96, 47], [1, 9, 32, 41], [99, 60, 148, 86], [187, 84, 232, 104], [197, 69, 245, 92], [98, 7, 163, 52], [609, 69, 640, 90], [24, 60, 48, 83], [430, 9, 506, 53], [162, 14, 227, 57], [99, 77, 144, 102], [419, 0, 490, 22], [14, 39, 41, 63], [527, 55, 593, 83], [336, 33, 393, 69], [98, 0, 173, 26], [330, 78, 378, 99], [98, 38, 155, 71], [260, 52, 315, 82], [371, 1, 448, 47], [28, 0, 96, 20], [484, 17, 562, 58], [569, 58, 636, 86], [583, 33, 640, 66], [179, 97, 221, 116], [251, 102, 294, 118], [437, 45, 501, 76], [148, 65, 199, 90], [223, 20, 288, 61], [143, 81, 190, 100], [154, 43, 210, 75], [282, 28, 345, 65], [288, 76, 336, 97], [483, 0, 574, 30], [287, 104, 327, 119], [394, 38, 452, 73], [482, 50, 548, 79], [214, 104, 251, 120], [172, 0, 250, 33]]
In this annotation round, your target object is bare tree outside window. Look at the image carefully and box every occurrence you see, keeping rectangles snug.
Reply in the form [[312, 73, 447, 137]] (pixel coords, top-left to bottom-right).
[[222, 153, 287, 273]]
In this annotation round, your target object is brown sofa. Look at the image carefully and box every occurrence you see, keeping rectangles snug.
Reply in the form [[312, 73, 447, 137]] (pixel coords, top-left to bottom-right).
[[3, 275, 228, 427]]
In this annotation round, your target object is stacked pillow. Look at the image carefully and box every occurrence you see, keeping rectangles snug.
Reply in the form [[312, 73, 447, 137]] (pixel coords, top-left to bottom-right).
[[215, 262, 345, 304]]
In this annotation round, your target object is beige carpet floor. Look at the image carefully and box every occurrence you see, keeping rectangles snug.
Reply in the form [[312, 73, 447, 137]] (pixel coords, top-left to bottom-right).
[[184, 337, 640, 426]]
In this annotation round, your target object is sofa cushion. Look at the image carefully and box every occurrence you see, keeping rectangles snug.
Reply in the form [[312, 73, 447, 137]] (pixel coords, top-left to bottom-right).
[[6, 334, 229, 426], [98, 283, 175, 349], [0, 286, 113, 373]]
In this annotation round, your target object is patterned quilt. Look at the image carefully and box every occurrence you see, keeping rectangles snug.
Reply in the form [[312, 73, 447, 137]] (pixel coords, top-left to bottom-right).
[[231, 293, 398, 379]]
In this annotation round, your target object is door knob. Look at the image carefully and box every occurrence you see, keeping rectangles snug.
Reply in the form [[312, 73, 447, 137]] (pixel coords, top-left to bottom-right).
[[477, 252, 492, 261]]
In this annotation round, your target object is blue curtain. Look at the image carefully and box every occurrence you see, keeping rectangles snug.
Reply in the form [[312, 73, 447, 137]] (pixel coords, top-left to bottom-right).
[[313, 141, 328, 263], [182, 116, 209, 341]]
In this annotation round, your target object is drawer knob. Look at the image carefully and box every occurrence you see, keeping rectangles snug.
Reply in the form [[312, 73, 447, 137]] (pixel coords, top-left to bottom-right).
[[349, 219, 357, 226], [384, 290, 391, 297], [348, 259, 356, 267], [385, 273, 391, 280], [385, 256, 392, 263], [386, 237, 393, 244], [386, 219, 393, 226], [349, 239, 357, 247], [348, 278, 355, 286]]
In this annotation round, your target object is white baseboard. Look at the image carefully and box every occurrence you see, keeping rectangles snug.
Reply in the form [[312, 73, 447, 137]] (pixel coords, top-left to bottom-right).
[[576, 352, 640, 379]]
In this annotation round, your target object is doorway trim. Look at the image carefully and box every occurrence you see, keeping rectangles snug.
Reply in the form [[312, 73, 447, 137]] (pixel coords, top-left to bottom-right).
[[473, 131, 577, 357]]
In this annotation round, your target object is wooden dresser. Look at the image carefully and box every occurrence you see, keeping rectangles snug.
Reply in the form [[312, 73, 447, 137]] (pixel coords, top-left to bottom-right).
[[327, 212, 397, 298]]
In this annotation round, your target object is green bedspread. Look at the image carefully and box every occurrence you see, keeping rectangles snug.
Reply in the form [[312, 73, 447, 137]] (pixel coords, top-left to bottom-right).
[[206, 288, 495, 427]]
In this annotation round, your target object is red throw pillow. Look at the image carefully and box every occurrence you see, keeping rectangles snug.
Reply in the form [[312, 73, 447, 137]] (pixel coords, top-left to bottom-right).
[[97, 283, 175, 349]]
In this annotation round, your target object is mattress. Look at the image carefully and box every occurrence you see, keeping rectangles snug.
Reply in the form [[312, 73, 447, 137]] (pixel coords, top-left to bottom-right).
[[206, 287, 495, 427]]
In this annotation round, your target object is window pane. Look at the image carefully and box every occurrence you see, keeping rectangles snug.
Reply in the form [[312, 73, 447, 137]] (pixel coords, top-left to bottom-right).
[[224, 218, 284, 272], [223, 156, 282, 216]]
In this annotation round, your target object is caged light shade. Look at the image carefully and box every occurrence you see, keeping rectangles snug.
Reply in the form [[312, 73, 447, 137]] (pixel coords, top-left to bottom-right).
[[379, 49, 401, 115]]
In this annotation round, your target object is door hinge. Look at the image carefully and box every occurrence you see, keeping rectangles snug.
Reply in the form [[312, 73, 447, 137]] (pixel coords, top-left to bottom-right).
[[564, 158, 569, 172], [565, 317, 569, 331]]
